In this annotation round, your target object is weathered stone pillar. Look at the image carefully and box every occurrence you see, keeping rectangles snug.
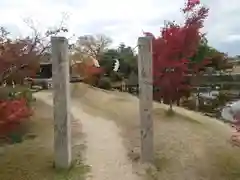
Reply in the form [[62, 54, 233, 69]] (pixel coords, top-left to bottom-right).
[[137, 37, 154, 163], [51, 36, 72, 169]]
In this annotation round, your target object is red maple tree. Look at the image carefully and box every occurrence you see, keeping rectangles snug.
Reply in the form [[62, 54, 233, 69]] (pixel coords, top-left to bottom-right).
[[0, 24, 68, 138], [144, 0, 209, 109]]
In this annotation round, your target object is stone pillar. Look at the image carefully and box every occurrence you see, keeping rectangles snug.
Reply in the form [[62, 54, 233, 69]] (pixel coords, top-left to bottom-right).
[[137, 37, 154, 163], [51, 36, 72, 169]]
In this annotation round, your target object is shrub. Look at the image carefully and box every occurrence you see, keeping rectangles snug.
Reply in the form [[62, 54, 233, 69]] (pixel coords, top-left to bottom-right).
[[0, 86, 34, 140], [0, 86, 35, 105], [0, 98, 33, 137], [97, 77, 112, 90], [110, 72, 123, 82], [14, 88, 35, 106]]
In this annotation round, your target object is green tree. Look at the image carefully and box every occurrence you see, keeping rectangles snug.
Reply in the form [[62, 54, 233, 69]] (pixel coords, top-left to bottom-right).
[[99, 43, 138, 80], [190, 36, 231, 73], [99, 49, 119, 75], [117, 43, 138, 74]]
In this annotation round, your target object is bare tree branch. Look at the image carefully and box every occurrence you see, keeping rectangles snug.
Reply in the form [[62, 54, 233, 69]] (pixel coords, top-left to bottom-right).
[[76, 34, 112, 60]]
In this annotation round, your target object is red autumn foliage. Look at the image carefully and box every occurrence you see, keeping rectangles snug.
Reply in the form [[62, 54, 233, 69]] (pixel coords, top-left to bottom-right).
[[0, 24, 68, 137], [72, 56, 105, 85], [0, 39, 40, 84], [144, 0, 209, 107], [0, 24, 69, 85], [0, 98, 32, 136], [0, 98, 32, 122], [86, 65, 104, 76], [0, 28, 36, 137]]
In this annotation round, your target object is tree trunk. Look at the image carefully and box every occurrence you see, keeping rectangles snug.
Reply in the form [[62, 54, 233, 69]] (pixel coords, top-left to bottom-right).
[[195, 87, 200, 111], [177, 98, 180, 106], [169, 99, 173, 111]]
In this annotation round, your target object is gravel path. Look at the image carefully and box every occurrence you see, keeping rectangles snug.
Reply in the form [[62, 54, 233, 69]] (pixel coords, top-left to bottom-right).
[[34, 91, 140, 180]]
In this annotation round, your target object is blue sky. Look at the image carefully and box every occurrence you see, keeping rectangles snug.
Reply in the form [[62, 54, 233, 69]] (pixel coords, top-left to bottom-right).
[[0, 0, 240, 56]]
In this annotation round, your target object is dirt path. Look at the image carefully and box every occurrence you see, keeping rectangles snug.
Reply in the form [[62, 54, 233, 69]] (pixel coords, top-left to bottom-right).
[[34, 91, 141, 180]]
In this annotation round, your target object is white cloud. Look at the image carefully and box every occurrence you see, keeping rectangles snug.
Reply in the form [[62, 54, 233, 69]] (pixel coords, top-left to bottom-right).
[[223, 35, 240, 42], [0, 0, 240, 55]]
